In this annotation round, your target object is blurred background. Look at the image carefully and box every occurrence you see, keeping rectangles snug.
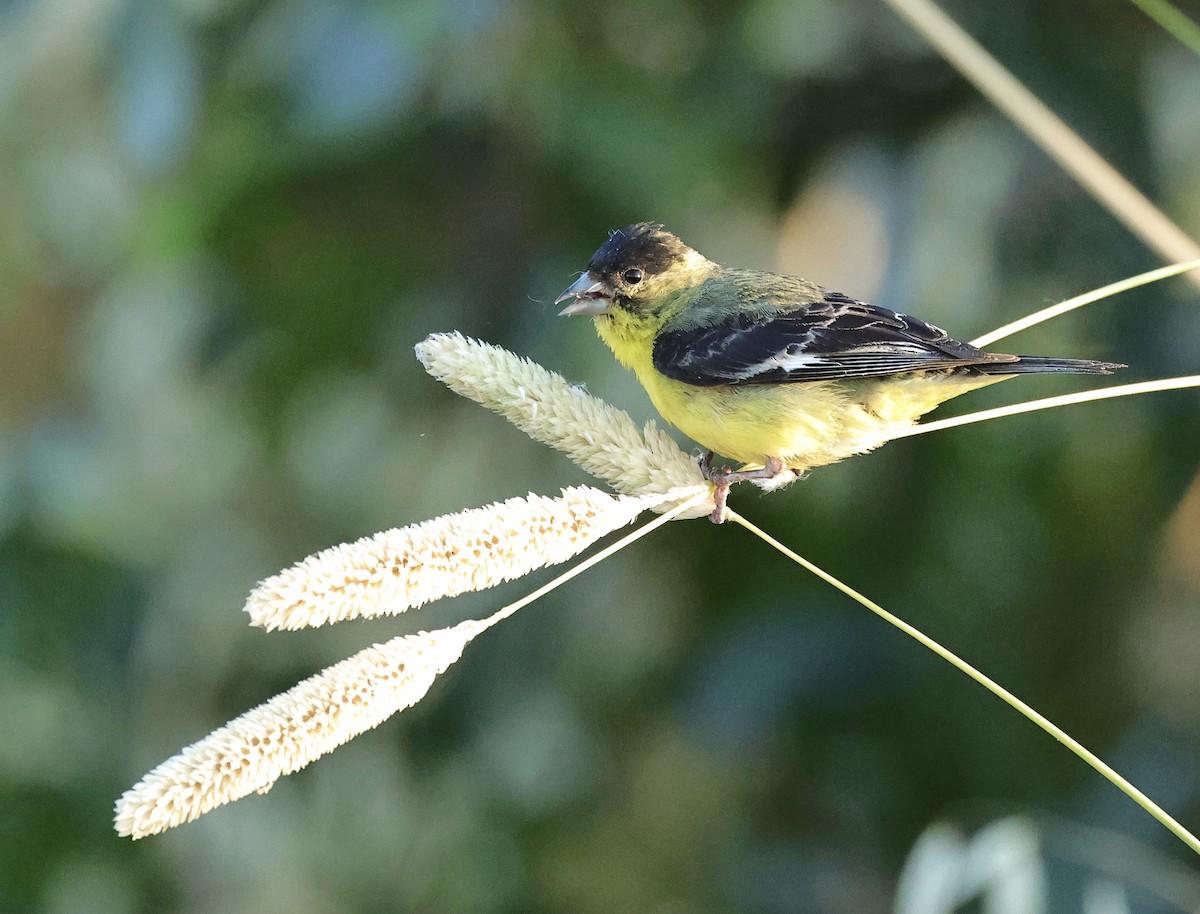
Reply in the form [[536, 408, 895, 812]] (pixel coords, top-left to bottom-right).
[[2, 0, 1199, 910]]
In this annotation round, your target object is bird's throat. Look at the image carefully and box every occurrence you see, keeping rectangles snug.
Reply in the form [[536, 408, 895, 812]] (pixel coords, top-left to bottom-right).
[[592, 312, 650, 374]]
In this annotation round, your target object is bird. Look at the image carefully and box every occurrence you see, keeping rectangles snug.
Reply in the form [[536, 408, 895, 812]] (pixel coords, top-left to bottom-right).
[[554, 222, 1123, 523]]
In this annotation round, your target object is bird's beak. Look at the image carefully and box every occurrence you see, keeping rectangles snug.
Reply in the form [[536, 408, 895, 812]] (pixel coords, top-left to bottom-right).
[[555, 272, 612, 316]]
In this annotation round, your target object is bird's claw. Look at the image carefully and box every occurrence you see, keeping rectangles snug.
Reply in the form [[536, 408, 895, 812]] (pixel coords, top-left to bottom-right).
[[710, 483, 730, 524], [699, 452, 786, 523], [699, 452, 729, 523]]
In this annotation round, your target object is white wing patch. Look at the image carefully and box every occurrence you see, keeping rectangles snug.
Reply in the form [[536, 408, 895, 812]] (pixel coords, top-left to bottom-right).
[[735, 349, 831, 379], [732, 340, 936, 381]]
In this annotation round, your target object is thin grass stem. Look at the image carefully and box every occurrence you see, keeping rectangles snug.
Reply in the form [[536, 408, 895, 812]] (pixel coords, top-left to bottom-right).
[[891, 375, 1200, 440], [881, 0, 1200, 285], [474, 487, 710, 633], [724, 508, 1200, 857], [1129, 0, 1200, 57], [971, 259, 1200, 348]]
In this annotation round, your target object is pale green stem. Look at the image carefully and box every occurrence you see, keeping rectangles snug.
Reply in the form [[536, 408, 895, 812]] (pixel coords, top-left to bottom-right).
[[725, 508, 1200, 857], [893, 375, 1200, 440], [971, 259, 1200, 348], [881, 0, 1200, 286], [1128, 0, 1200, 57]]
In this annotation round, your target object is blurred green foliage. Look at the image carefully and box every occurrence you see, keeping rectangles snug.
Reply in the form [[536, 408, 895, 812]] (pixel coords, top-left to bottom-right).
[[1, 0, 1199, 911]]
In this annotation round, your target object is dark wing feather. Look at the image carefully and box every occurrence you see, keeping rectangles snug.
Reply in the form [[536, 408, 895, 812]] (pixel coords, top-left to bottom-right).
[[653, 291, 1016, 386]]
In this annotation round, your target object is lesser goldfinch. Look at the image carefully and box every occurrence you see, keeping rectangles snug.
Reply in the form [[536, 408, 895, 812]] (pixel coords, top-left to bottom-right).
[[555, 222, 1123, 522]]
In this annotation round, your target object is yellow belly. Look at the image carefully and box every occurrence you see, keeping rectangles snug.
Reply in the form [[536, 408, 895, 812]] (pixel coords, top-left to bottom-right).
[[592, 312, 1007, 470], [635, 362, 1006, 469]]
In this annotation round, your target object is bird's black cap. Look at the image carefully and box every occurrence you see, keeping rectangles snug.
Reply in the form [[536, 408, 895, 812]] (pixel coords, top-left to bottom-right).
[[587, 222, 696, 278]]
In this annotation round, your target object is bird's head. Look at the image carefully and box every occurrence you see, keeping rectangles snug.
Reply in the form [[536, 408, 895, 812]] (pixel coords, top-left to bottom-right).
[[555, 223, 715, 323]]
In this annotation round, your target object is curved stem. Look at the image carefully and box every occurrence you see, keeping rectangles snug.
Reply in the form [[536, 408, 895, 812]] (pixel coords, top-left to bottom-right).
[[892, 375, 1200, 440], [971, 259, 1200, 348], [725, 508, 1200, 857]]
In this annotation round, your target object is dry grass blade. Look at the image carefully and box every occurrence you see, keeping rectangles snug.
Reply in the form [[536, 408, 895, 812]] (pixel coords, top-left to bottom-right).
[[882, 0, 1200, 286], [1129, 0, 1200, 57]]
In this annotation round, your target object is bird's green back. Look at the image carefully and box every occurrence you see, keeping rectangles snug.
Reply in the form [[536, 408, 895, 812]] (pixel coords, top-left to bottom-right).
[[663, 268, 827, 333]]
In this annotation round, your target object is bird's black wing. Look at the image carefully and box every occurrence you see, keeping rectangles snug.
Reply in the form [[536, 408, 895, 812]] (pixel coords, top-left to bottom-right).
[[653, 292, 1016, 386]]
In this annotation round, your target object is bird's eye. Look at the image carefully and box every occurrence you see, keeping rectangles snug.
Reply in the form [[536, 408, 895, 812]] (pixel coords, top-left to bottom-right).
[[623, 268, 643, 284]]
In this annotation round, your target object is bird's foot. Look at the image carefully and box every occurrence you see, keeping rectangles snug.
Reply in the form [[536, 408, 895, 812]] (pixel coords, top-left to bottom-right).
[[699, 453, 786, 524], [710, 482, 730, 524]]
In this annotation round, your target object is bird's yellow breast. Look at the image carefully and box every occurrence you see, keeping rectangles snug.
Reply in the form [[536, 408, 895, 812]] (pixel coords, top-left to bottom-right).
[[639, 370, 876, 467]]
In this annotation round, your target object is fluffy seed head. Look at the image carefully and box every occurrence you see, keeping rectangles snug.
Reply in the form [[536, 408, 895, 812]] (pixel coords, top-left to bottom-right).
[[415, 332, 711, 518], [245, 486, 684, 630], [115, 622, 479, 839]]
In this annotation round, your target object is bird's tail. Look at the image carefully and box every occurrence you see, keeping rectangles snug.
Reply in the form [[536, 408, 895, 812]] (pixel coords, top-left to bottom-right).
[[975, 356, 1125, 376]]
